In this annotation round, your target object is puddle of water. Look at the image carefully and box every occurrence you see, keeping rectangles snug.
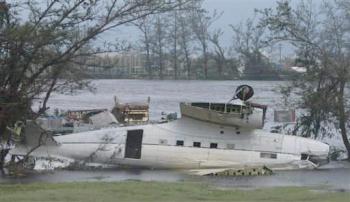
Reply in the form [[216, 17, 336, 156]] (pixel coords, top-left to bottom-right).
[[0, 169, 186, 184], [1, 163, 349, 192]]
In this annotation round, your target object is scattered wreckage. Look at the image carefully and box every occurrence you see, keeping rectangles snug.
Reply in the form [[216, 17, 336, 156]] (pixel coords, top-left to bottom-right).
[[35, 96, 150, 135], [6, 85, 330, 176]]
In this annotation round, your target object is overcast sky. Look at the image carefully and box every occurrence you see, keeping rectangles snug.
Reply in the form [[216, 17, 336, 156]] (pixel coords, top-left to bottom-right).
[[203, 0, 279, 28], [201, 0, 281, 47], [203, 0, 324, 24], [104, 0, 323, 54], [203, 0, 323, 43], [110, 0, 279, 44]]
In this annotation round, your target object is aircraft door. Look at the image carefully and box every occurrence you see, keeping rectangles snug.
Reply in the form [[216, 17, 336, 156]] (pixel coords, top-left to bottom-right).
[[125, 130, 143, 159]]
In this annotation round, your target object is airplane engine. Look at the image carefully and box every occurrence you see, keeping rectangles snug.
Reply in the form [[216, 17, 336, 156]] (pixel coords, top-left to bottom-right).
[[235, 85, 254, 101]]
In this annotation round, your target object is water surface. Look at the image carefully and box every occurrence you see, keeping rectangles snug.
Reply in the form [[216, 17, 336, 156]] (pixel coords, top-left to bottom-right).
[[1, 162, 349, 191]]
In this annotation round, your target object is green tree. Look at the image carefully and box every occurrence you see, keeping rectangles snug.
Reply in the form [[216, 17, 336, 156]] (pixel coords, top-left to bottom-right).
[[259, 0, 350, 159], [190, 2, 221, 80]]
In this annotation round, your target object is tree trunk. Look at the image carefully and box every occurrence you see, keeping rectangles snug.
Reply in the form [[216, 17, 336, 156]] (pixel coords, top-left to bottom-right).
[[173, 11, 178, 80], [37, 77, 57, 116], [159, 48, 163, 80], [0, 123, 9, 170], [338, 80, 350, 161], [203, 52, 208, 80], [146, 49, 152, 79], [0, 91, 29, 170], [0, 149, 9, 171], [185, 53, 191, 80], [156, 18, 164, 80], [145, 33, 152, 80]]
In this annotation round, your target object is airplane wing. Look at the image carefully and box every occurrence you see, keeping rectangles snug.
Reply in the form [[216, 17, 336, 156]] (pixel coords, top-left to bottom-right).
[[187, 168, 233, 176], [187, 166, 273, 176], [187, 160, 321, 176]]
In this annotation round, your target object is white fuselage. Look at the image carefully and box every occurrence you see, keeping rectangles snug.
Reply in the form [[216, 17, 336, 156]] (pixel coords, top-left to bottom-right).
[[13, 117, 330, 170]]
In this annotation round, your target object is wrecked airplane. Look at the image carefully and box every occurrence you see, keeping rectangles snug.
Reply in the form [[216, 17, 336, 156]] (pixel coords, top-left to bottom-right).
[[9, 85, 330, 176]]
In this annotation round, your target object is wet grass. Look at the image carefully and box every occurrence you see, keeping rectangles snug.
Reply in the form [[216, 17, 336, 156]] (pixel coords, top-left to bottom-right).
[[0, 181, 349, 202]]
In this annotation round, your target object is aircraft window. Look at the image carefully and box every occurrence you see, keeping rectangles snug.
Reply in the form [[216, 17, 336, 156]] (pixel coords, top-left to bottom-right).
[[176, 140, 184, 146], [159, 139, 168, 145], [260, 153, 277, 159], [210, 143, 218, 149], [193, 142, 201, 148], [226, 144, 235, 149], [301, 153, 309, 160]]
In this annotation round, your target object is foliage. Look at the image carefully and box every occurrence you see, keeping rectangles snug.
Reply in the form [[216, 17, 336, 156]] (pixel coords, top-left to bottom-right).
[[258, 0, 350, 158]]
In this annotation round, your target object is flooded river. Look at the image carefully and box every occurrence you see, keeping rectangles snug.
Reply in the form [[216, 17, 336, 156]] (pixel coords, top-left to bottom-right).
[[1, 80, 349, 190], [41, 79, 285, 124]]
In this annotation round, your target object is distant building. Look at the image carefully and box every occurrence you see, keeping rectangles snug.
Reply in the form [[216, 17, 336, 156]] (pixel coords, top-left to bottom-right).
[[84, 51, 146, 78]]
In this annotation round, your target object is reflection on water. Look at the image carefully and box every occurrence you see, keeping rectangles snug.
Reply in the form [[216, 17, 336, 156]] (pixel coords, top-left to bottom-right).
[[1, 163, 350, 191]]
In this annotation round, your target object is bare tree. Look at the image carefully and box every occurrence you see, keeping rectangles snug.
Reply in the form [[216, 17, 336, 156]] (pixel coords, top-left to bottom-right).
[[152, 15, 169, 79], [178, 9, 194, 79], [131, 16, 154, 79], [169, 4, 199, 80], [209, 29, 227, 77], [0, 0, 194, 170], [191, 2, 221, 79], [230, 18, 277, 80], [170, 10, 179, 79]]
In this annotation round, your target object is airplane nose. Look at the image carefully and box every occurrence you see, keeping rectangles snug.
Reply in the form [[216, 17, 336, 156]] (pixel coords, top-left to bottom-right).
[[303, 141, 330, 167], [309, 154, 330, 167], [309, 142, 330, 166]]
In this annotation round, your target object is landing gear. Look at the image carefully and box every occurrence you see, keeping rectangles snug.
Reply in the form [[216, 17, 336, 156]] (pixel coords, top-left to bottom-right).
[[206, 166, 273, 176]]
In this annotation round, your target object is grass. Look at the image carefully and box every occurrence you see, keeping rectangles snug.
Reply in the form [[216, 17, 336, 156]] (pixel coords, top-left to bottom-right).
[[0, 181, 349, 202]]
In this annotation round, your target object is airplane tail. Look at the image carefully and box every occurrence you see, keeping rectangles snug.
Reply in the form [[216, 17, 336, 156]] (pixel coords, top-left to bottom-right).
[[19, 120, 58, 148], [6, 121, 59, 171]]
